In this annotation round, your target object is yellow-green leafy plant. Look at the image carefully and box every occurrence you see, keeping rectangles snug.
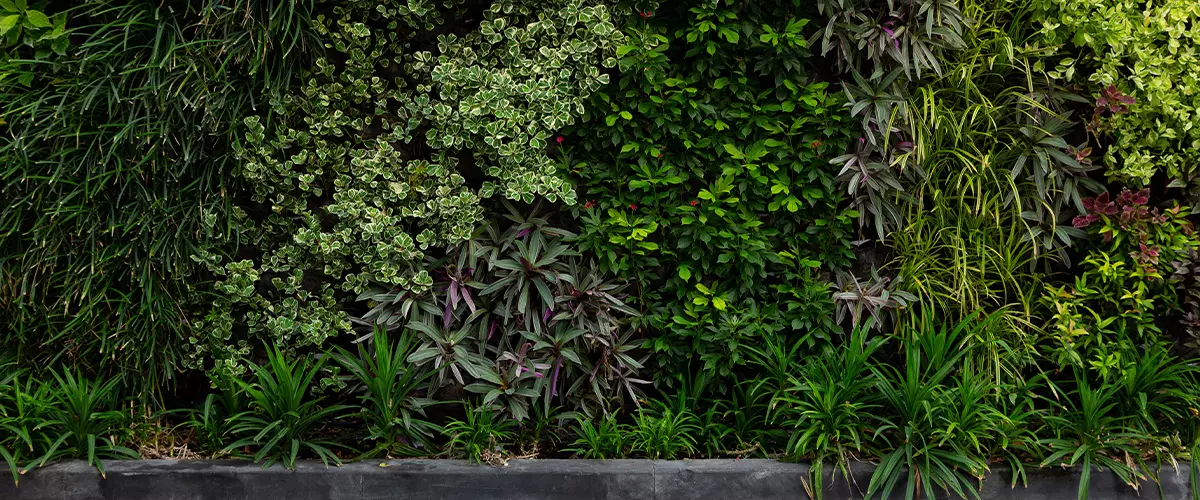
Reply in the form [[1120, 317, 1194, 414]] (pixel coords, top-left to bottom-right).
[[1034, 0, 1200, 191], [1043, 189, 1199, 370]]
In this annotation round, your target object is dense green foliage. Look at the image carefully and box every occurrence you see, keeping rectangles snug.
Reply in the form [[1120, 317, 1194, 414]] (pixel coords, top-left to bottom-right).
[[564, 0, 857, 389], [4, 0, 1200, 498]]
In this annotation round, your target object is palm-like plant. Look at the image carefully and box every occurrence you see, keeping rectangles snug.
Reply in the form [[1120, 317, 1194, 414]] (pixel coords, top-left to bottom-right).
[[1041, 375, 1149, 500], [184, 373, 246, 458], [27, 370, 137, 478], [225, 347, 350, 469], [778, 326, 882, 497], [1113, 343, 1198, 437], [442, 402, 517, 464], [564, 413, 626, 459], [866, 313, 1000, 500], [334, 327, 440, 458], [0, 375, 48, 485], [629, 402, 701, 460]]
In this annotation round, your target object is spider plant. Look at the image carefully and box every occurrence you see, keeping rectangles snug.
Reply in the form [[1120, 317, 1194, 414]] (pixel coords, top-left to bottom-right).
[[334, 326, 440, 458], [563, 413, 626, 459], [777, 326, 883, 499], [866, 314, 999, 500], [628, 401, 701, 460], [1040, 375, 1149, 500], [184, 373, 247, 458], [26, 370, 137, 478], [225, 346, 351, 469], [442, 402, 518, 463]]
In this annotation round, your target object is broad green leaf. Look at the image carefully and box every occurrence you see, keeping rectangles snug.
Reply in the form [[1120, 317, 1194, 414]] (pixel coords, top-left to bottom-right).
[[24, 9, 48, 28], [0, 15, 17, 34]]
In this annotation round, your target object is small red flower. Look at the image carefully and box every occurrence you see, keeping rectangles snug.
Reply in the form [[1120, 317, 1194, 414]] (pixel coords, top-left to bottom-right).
[[584, 200, 595, 209], [556, 136, 564, 144], [690, 200, 698, 206], [629, 204, 637, 210], [810, 139, 822, 149], [639, 11, 653, 18]]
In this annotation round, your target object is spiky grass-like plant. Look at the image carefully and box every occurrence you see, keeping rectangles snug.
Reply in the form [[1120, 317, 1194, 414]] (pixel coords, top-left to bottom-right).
[[0, 0, 316, 397]]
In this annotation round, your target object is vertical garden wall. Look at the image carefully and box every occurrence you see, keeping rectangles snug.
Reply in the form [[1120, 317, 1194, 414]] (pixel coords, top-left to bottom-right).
[[3, 0, 1200, 498]]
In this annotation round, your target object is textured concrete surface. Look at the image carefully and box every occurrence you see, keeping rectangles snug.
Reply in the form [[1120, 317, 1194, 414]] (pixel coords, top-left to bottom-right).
[[0, 459, 1193, 499]]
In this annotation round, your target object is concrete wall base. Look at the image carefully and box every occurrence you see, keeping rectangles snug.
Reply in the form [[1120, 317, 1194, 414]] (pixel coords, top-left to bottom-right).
[[1, 459, 1193, 499]]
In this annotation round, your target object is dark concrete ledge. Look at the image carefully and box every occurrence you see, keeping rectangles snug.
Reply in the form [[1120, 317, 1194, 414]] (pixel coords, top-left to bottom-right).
[[0, 458, 1193, 500]]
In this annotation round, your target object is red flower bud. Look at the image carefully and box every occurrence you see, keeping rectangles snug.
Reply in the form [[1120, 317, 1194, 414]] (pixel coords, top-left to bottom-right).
[[629, 204, 637, 210], [556, 136, 564, 144], [690, 200, 698, 206]]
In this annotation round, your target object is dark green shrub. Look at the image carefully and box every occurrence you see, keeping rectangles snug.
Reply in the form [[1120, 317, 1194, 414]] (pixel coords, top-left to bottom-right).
[[564, 0, 858, 392]]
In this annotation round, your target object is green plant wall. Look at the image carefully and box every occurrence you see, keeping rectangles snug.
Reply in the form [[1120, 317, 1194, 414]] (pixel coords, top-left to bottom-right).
[[2, 2, 1200, 498]]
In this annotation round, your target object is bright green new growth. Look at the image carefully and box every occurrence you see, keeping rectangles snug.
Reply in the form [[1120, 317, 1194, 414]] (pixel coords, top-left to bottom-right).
[[193, 0, 626, 376], [1035, 0, 1200, 189]]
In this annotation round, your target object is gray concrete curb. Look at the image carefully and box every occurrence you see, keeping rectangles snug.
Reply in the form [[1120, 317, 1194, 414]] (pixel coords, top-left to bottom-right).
[[0, 459, 1193, 499]]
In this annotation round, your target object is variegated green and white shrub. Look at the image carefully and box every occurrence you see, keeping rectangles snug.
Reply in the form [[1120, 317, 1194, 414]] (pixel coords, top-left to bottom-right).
[[192, 0, 628, 377]]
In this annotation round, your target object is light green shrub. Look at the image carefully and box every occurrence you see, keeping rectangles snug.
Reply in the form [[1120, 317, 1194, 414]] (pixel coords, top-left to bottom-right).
[[1035, 0, 1200, 188]]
